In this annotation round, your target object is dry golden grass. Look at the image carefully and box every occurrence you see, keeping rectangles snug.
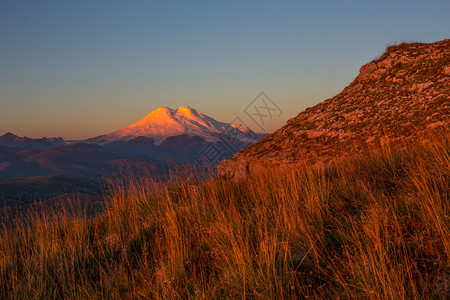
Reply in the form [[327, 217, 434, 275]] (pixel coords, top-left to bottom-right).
[[0, 133, 449, 299]]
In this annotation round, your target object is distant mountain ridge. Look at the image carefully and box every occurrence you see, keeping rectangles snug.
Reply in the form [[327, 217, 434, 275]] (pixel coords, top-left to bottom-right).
[[0, 132, 64, 149], [219, 39, 450, 179], [2, 106, 264, 148], [1, 106, 266, 180]]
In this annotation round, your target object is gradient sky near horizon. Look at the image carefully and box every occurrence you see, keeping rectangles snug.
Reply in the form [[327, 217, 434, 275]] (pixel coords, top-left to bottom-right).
[[1, 0, 449, 139]]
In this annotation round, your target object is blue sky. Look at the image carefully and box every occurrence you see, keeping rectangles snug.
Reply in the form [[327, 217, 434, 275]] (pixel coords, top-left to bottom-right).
[[1, 0, 449, 139]]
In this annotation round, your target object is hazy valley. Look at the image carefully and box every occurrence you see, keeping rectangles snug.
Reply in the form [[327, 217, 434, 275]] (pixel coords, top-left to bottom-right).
[[0, 107, 265, 214]]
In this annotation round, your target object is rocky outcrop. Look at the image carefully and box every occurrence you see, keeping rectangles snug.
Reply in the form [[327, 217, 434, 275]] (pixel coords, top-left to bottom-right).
[[218, 39, 450, 180]]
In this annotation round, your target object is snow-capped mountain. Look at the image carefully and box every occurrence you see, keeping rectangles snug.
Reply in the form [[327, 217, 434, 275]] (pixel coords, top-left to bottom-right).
[[86, 106, 264, 144]]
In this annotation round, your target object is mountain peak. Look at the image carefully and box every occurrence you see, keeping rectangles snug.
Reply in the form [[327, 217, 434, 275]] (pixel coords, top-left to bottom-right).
[[87, 106, 265, 144], [143, 106, 201, 121], [177, 106, 193, 111], [155, 106, 174, 113], [144, 106, 174, 118], [1, 132, 19, 138], [176, 106, 196, 117]]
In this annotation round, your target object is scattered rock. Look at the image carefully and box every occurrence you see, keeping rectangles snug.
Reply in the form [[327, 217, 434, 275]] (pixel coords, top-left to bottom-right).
[[356, 62, 378, 81], [378, 59, 393, 69], [428, 121, 444, 129], [366, 136, 376, 143], [444, 65, 450, 76], [410, 82, 434, 92]]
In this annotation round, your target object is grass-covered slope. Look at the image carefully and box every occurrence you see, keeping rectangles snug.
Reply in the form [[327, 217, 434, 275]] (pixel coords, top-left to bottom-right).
[[219, 39, 450, 179], [0, 132, 449, 299]]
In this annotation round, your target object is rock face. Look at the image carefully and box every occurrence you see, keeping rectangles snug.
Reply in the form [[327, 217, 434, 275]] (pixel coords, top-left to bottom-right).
[[218, 39, 450, 180]]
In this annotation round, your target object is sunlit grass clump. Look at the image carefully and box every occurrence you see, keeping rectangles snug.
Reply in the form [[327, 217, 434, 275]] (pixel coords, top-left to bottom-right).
[[1, 133, 449, 299]]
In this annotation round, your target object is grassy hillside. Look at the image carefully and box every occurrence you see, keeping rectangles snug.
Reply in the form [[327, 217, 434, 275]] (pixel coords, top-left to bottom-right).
[[0, 133, 449, 299]]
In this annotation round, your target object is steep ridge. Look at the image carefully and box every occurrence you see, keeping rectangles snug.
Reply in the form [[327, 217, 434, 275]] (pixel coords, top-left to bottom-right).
[[218, 39, 450, 179], [87, 106, 263, 144]]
